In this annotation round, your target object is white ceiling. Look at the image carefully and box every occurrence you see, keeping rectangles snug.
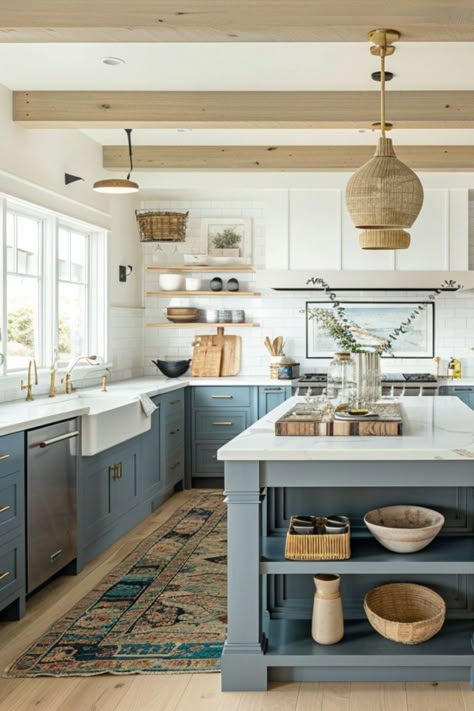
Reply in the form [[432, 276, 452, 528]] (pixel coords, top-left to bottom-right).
[[0, 42, 472, 91], [2, 42, 474, 147]]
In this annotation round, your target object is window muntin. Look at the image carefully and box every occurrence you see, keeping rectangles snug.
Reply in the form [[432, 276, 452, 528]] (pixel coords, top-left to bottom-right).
[[6, 212, 42, 370]]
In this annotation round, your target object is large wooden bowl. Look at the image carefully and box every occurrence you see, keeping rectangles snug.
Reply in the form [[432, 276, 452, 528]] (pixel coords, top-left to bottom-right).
[[364, 505, 444, 553]]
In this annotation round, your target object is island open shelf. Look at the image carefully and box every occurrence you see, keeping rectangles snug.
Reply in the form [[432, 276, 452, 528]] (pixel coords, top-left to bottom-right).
[[219, 396, 474, 692]]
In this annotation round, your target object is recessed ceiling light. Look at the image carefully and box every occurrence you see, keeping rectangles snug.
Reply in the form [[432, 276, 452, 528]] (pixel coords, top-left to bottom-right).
[[101, 57, 125, 66]]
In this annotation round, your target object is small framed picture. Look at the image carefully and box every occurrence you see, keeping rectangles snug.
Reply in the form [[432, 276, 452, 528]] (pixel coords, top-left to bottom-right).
[[200, 218, 252, 262]]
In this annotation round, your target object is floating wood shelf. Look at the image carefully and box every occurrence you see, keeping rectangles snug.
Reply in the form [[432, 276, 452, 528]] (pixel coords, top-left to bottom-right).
[[146, 322, 259, 329], [145, 265, 255, 272], [146, 291, 261, 297]]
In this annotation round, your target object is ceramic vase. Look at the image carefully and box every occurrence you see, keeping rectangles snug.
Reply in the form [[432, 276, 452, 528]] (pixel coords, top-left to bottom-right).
[[311, 574, 344, 645]]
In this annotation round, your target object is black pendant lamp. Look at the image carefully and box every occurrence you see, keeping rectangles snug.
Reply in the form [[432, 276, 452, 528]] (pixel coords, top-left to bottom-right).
[[93, 128, 139, 194]]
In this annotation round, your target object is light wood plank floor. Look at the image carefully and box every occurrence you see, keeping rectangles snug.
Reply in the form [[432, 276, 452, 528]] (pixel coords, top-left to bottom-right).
[[0, 490, 472, 711]]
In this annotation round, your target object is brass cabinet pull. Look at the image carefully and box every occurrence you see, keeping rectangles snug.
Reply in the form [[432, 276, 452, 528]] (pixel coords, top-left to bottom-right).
[[0, 505, 11, 514], [169, 429, 180, 435], [211, 395, 233, 399], [212, 421, 233, 426], [170, 461, 180, 470], [264, 387, 283, 393], [109, 463, 122, 480], [0, 454, 10, 462], [169, 400, 181, 405], [0, 571, 10, 582]]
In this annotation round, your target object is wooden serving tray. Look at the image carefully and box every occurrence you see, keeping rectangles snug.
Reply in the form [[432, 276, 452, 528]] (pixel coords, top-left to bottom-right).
[[275, 406, 402, 436]]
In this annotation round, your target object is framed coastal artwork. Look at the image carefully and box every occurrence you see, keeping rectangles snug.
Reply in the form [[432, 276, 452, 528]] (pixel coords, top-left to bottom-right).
[[306, 301, 435, 359], [200, 217, 252, 262]]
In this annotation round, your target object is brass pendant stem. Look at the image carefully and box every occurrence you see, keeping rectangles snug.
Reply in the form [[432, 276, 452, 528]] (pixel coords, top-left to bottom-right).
[[380, 49, 386, 138]]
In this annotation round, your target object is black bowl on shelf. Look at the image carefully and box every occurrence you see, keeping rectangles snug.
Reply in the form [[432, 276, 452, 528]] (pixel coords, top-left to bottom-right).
[[152, 359, 191, 378]]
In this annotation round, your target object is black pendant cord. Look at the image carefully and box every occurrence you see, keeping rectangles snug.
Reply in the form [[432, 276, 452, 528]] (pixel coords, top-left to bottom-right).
[[125, 128, 134, 180]]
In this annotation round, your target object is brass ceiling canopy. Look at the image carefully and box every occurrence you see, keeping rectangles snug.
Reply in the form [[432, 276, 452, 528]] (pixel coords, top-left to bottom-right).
[[345, 29, 424, 251], [93, 128, 139, 194]]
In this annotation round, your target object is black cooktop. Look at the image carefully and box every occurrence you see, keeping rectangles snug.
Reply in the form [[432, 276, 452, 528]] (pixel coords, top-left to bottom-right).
[[297, 372, 437, 383]]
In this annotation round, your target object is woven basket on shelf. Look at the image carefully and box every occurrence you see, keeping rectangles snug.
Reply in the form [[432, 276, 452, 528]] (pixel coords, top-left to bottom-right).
[[285, 517, 351, 561], [135, 210, 188, 242], [364, 582, 446, 645]]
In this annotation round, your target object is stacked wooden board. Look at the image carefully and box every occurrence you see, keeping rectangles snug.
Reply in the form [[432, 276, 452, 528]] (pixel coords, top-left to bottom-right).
[[275, 405, 403, 436], [191, 327, 242, 377]]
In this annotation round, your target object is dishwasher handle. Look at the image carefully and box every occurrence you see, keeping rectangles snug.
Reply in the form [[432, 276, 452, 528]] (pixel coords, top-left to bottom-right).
[[37, 431, 80, 448]]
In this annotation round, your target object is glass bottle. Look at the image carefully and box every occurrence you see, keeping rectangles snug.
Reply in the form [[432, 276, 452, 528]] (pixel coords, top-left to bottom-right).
[[326, 352, 356, 405]]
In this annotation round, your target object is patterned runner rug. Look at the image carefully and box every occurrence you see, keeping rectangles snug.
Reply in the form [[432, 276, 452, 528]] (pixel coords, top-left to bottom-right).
[[6, 492, 226, 677]]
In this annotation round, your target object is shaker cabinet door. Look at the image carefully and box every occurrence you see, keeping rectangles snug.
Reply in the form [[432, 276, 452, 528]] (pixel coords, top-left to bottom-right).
[[289, 190, 342, 270]]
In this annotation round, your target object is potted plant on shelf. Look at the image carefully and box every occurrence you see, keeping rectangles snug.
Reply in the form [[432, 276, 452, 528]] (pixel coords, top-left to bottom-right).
[[210, 228, 242, 257]]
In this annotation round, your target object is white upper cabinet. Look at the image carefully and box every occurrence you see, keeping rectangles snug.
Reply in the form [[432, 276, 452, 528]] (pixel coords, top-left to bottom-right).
[[265, 187, 469, 272], [289, 190, 341, 270]]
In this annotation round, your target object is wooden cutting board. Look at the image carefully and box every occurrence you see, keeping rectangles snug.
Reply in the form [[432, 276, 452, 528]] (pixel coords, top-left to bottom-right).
[[191, 338, 222, 377], [213, 327, 241, 377], [275, 406, 402, 436]]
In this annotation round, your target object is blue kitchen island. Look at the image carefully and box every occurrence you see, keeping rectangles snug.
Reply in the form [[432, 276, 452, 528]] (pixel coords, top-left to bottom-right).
[[218, 396, 474, 691]]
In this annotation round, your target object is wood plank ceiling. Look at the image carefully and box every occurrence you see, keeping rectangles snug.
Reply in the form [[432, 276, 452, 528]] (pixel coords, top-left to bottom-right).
[[6, 1, 474, 172], [2, 1, 474, 42]]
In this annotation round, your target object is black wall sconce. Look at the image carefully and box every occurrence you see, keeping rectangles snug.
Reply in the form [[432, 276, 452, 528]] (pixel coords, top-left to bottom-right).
[[119, 265, 133, 282], [65, 173, 84, 185]]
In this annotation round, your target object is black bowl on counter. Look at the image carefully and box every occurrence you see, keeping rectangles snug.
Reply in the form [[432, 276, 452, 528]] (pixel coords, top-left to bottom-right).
[[152, 359, 191, 378]]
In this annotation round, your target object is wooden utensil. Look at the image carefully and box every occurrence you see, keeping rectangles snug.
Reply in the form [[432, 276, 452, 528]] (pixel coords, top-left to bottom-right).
[[264, 336, 274, 356], [273, 336, 283, 356]]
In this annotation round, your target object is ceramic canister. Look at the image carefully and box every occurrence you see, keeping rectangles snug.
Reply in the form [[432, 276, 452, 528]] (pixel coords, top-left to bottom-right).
[[312, 574, 344, 645]]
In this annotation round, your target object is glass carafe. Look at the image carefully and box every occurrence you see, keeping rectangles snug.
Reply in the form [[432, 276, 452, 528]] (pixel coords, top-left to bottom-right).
[[326, 352, 356, 405]]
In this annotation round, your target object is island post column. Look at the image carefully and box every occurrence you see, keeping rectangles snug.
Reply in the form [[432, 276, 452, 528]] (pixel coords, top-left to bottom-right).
[[221, 461, 267, 691]]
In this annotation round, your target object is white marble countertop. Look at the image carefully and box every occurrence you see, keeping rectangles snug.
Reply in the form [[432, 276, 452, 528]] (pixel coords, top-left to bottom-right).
[[0, 375, 292, 437], [218, 396, 474, 462]]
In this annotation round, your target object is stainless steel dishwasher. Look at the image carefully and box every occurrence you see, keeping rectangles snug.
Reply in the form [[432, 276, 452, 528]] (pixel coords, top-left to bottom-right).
[[27, 418, 79, 593]]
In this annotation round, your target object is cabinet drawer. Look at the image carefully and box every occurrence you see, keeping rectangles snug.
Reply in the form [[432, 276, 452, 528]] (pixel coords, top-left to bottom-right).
[[0, 432, 24, 480], [166, 454, 184, 486], [0, 535, 23, 603], [194, 442, 224, 477], [193, 386, 251, 409], [0, 470, 24, 540], [194, 410, 249, 440]]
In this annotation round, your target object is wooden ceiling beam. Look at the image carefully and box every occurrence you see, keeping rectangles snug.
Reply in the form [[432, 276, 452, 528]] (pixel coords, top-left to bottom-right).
[[2, 1, 474, 42], [103, 145, 474, 172], [13, 91, 474, 129]]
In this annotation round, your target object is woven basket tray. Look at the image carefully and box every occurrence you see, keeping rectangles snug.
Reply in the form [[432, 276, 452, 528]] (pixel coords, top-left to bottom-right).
[[136, 210, 188, 242], [364, 582, 446, 645], [285, 517, 351, 561]]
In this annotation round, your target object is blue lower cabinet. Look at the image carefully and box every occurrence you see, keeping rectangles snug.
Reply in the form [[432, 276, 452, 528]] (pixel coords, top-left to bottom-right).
[[142, 399, 162, 501], [258, 385, 291, 418], [160, 390, 185, 492], [0, 432, 25, 620], [191, 386, 257, 483], [81, 439, 141, 547], [439, 386, 474, 410]]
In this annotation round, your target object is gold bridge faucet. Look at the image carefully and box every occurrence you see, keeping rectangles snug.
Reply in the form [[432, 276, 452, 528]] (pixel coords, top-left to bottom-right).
[[62, 355, 97, 394], [21, 359, 38, 401]]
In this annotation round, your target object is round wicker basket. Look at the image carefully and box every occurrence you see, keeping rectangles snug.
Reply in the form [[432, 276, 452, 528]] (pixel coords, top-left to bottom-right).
[[364, 582, 446, 645]]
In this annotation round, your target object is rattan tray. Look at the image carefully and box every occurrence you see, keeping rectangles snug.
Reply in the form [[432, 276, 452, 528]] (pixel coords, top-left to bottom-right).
[[285, 516, 351, 560]]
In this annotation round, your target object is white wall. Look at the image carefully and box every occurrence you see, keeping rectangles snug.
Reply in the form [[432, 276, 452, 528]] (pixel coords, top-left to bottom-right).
[[143, 193, 474, 378]]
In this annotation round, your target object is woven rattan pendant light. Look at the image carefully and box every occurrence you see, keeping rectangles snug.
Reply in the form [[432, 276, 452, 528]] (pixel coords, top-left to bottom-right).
[[346, 29, 423, 250]]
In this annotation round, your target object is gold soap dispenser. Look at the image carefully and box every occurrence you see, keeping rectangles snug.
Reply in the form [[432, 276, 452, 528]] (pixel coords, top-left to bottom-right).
[[448, 357, 462, 380]]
